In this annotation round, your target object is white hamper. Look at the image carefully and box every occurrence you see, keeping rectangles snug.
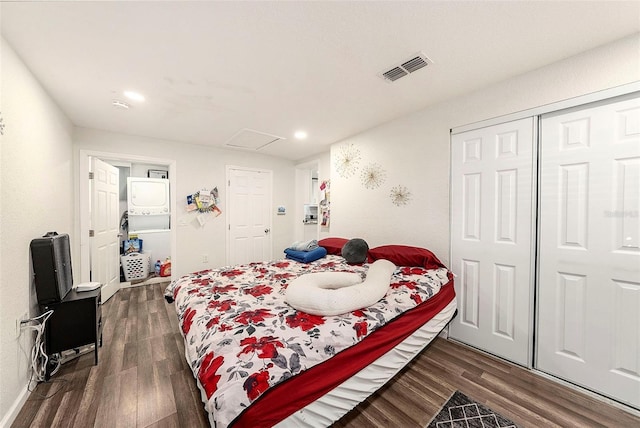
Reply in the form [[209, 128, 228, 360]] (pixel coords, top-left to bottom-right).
[[121, 252, 149, 281]]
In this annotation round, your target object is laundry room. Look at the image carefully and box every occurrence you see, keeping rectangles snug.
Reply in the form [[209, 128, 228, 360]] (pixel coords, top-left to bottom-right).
[[117, 162, 171, 286]]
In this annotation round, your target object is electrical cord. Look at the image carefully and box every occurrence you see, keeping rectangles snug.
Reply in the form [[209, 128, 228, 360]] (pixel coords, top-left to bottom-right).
[[20, 310, 54, 385], [27, 375, 68, 400], [17, 310, 70, 400]]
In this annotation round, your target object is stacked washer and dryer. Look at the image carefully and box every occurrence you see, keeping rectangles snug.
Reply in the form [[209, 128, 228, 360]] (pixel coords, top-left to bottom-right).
[[124, 177, 170, 280]]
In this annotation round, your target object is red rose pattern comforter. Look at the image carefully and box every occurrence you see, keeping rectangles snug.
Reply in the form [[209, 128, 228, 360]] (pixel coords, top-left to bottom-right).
[[165, 255, 451, 427]]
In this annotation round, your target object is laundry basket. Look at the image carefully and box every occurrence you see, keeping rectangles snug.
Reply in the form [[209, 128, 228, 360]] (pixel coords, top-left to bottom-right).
[[121, 252, 149, 281]]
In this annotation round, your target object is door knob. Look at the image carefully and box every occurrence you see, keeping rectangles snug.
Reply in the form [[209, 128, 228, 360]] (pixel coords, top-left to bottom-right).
[[264, 228, 270, 234]]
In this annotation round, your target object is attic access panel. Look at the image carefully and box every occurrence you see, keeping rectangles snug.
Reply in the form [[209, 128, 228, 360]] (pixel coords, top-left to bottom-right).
[[225, 128, 285, 151]]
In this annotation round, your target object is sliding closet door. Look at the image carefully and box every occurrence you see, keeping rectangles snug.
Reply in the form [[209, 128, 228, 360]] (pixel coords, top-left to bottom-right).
[[450, 117, 535, 366], [537, 94, 640, 409]]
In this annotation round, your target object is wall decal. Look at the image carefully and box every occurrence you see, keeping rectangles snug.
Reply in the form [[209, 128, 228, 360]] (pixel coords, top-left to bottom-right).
[[187, 187, 222, 216], [334, 144, 361, 178], [390, 185, 412, 206], [360, 162, 386, 189]]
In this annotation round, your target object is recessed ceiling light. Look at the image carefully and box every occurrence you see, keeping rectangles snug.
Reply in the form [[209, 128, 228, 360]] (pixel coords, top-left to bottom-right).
[[123, 90, 145, 102], [112, 100, 130, 109], [294, 131, 307, 140]]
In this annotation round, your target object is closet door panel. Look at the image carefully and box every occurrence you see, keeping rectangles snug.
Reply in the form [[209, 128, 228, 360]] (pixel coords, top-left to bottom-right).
[[450, 117, 535, 366], [537, 95, 640, 410]]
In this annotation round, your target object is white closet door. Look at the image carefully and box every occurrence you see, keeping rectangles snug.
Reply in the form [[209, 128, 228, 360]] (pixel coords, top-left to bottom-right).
[[450, 117, 535, 366], [537, 95, 640, 409]]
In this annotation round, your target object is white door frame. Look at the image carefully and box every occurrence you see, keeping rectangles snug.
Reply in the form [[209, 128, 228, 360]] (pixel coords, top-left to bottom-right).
[[295, 159, 320, 242], [77, 149, 177, 285], [225, 165, 273, 265], [452, 82, 640, 135]]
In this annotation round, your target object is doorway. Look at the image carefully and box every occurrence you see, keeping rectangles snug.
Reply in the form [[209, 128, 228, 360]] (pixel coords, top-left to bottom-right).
[[294, 160, 320, 242], [78, 150, 177, 301]]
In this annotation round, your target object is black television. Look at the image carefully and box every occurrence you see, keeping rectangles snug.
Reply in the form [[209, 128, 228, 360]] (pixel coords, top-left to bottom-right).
[[30, 232, 73, 305]]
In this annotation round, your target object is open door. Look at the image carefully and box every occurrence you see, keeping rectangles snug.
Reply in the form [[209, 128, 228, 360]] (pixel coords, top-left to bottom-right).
[[90, 158, 120, 302]]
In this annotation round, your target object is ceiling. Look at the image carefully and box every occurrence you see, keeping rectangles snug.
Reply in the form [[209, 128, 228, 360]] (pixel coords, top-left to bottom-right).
[[2, 1, 639, 161]]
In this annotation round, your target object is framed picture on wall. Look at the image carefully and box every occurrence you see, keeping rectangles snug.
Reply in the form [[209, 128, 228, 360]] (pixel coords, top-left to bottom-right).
[[148, 169, 168, 179]]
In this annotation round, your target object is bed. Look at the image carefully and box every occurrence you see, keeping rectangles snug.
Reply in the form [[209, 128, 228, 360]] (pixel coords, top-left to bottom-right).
[[165, 242, 457, 427]]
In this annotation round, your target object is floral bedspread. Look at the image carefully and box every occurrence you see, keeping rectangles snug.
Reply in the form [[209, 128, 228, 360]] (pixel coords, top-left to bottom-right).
[[165, 255, 450, 427]]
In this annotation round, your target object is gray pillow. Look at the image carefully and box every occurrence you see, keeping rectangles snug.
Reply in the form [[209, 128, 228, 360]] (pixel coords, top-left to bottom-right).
[[341, 238, 369, 264]]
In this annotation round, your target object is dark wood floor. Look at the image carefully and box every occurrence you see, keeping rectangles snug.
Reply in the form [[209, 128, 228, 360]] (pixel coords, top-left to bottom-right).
[[12, 282, 640, 427]]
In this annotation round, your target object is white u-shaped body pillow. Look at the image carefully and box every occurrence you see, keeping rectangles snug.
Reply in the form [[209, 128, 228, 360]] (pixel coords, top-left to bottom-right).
[[285, 259, 396, 316]]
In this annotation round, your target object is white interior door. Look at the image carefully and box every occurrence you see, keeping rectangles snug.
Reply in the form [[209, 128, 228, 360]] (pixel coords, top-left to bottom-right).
[[450, 117, 535, 366], [537, 95, 640, 409], [91, 158, 120, 302], [227, 167, 272, 265]]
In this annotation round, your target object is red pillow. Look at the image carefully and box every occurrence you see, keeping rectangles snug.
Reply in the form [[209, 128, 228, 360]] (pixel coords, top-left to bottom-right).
[[318, 237, 349, 256], [367, 245, 445, 270]]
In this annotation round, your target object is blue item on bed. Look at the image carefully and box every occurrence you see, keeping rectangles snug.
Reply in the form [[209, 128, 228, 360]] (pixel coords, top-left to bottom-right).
[[284, 246, 327, 263], [289, 239, 319, 251]]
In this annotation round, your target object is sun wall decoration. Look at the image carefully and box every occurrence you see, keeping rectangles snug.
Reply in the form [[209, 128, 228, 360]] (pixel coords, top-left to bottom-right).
[[360, 162, 386, 189], [390, 185, 412, 206], [335, 142, 412, 207], [334, 143, 361, 178]]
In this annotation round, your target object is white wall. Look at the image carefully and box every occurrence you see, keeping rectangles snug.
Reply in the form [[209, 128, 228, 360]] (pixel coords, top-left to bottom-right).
[[0, 37, 75, 426], [330, 33, 640, 265], [73, 128, 297, 276]]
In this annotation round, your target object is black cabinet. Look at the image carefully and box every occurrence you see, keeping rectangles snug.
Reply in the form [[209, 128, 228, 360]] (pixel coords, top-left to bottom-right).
[[43, 288, 102, 365]]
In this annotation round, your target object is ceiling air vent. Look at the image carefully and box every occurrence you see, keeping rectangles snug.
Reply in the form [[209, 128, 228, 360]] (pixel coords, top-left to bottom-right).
[[380, 52, 433, 83], [402, 56, 428, 73], [382, 67, 408, 82]]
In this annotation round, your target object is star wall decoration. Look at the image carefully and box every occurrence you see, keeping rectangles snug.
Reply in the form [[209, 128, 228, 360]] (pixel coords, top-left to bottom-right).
[[390, 185, 412, 206], [360, 162, 386, 189], [334, 143, 361, 179]]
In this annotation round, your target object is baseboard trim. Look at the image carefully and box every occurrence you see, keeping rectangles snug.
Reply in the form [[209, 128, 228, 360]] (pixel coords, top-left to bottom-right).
[[531, 369, 640, 418], [447, 338, 640, 418], [0, 383, 30, 428]]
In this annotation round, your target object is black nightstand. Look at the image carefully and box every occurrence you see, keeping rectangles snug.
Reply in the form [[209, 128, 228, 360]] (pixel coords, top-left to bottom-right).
[[43, 287, 102, 365]]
